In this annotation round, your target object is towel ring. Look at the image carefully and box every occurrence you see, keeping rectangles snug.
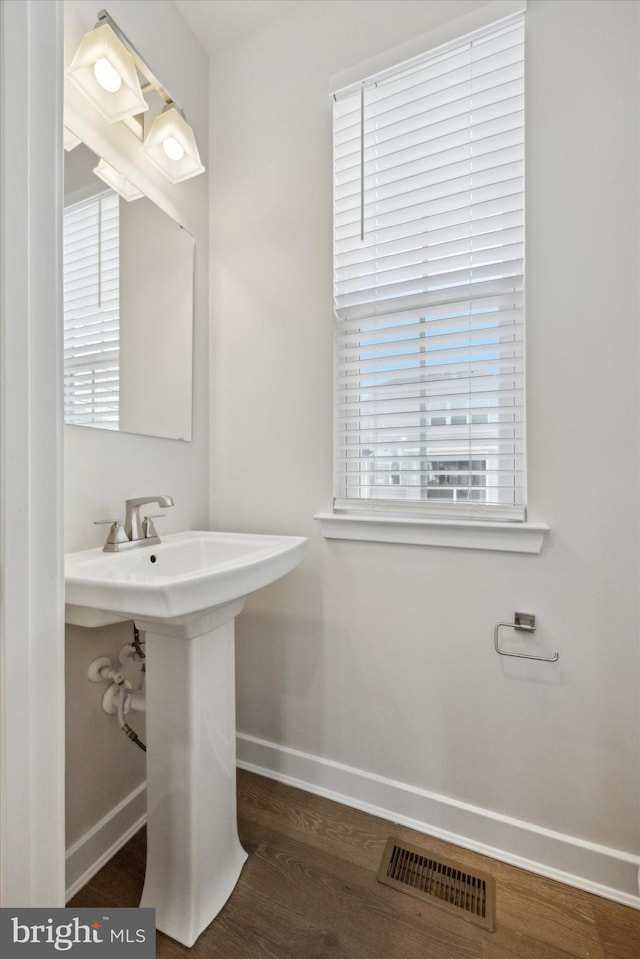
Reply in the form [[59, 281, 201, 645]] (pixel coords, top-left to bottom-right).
[[494, 612, 559, 663]]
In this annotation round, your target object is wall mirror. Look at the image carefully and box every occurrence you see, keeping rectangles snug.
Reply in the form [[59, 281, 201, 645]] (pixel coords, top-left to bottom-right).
[[63, 139, 194, 441]]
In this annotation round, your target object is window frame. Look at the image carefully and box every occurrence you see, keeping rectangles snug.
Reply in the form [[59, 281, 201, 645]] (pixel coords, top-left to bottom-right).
[[321, 7, 548, 551]]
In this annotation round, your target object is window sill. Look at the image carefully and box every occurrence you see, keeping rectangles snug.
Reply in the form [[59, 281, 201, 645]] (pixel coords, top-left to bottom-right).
[[314, 513, 549, 554]]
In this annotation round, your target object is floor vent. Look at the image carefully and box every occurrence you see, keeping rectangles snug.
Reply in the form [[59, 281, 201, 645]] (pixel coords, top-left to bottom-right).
[[376, 837, 496, 932]]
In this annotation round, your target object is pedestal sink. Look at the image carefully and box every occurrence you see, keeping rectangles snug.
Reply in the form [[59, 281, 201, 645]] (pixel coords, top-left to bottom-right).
[[65, 530, 306, 946]]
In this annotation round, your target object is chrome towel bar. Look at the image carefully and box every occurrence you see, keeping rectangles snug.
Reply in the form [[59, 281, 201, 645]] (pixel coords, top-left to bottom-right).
[[494, 612, 559, 663]]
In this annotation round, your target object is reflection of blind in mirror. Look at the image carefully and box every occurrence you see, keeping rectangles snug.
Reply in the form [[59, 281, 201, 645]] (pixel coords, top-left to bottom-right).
[[63, 190, 120, 428]]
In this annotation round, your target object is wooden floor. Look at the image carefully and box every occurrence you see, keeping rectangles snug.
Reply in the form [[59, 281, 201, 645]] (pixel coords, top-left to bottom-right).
[[70, 770, 640, 958]]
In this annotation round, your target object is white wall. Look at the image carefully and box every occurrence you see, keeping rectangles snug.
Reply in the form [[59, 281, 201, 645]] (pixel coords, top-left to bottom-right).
[[210, 0, 640, 900], [63, 0, 209, 894]]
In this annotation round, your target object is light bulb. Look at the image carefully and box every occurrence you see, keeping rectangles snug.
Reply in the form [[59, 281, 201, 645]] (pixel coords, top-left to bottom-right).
[[162, 136, 185, 161], [94, 57, 122, 93]]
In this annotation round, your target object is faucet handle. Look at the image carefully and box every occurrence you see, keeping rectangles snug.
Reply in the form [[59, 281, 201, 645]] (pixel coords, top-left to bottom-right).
[[94, 520, 129, 549], [143, 514, 165, 538]]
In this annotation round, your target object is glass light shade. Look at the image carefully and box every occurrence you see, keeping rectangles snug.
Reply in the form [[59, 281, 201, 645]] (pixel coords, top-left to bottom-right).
[[93, 159, 143, 202], [142, 107, 205, 183], [65, 24, 148, 123]]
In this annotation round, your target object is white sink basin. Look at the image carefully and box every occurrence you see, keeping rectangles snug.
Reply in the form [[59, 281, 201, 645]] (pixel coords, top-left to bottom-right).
[[65, 529, 307, 627]]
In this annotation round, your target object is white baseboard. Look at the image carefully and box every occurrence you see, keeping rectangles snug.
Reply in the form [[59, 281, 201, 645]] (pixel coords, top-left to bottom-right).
[[65, 782, 147, 902], [236, 732, 640, 910], [64, 738, 640, 911]]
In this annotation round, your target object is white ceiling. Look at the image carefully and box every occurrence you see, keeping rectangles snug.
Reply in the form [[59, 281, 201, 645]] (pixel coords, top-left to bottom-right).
[[172, 0, 299, 54]]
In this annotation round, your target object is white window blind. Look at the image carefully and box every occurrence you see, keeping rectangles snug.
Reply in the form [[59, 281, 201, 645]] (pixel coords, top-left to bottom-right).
[[333, 12, 525, 521], [63, 189, 120, 428]]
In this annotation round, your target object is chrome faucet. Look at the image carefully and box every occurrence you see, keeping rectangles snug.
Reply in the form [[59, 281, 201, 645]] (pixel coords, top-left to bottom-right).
[[96, 495, 174, 552]]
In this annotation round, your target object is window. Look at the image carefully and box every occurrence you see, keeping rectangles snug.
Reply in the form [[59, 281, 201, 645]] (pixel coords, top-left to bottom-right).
[[63, 189, 120, 428], [332, 13, 525, 523]]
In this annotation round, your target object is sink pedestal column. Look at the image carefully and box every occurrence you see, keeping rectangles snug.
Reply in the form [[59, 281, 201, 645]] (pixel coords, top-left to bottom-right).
[[137, 599, 248, 947]]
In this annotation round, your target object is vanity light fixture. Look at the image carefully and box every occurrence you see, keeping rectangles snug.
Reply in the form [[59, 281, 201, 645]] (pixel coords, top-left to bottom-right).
[[93, 158, 144, 201], [66, 9, 204, 184], [65, 22, 148, 123], [142, 106, 205, 184]]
